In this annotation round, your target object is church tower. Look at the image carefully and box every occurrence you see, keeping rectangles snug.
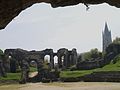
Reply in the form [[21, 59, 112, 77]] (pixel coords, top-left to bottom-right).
[[102, 22, 112, 53]]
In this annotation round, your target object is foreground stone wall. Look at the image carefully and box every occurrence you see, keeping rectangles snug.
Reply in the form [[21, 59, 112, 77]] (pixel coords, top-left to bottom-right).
[[83, 71, 120, 82], [61, 71, 120, 82], [1, 0, 120, 29]]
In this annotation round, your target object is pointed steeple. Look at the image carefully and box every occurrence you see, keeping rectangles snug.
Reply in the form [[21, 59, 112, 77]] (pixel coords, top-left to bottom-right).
[[102, 22, 112, 53], [104, 22, 109, 33]]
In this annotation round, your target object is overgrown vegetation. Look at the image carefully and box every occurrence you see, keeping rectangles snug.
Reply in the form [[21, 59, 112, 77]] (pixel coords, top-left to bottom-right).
[[1, 41, 120, 82], [60, 70, 93, 78], [78, 48, 102, 61], [2, 54, 120, 81], [0, 73, 20, 80], [30, 67, 37, 72], [94, 54, 120, 71], [61, 54, 120, 78]]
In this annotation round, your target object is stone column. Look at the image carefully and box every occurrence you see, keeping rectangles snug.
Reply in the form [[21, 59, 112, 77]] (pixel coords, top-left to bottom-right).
[[67, 54, 71, 67], [72, 49, 77, 65], [0, 59, 6, 77], [3, 55, 10, 72], [58, 55, 62, 68], [70, 54, 74, 65], [41, 54, 45, 63], [50, 54, 54, 69], [64, 54, 69, 69], [10, 58, 16, 73], [20, 59, 29, 84], [37, 59, 44, 81]]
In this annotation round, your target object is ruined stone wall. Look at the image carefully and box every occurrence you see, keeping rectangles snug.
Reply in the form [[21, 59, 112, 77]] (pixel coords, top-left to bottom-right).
[[83, 71, 120, 82], [61, 71, 120, 82], [0, 59, 6, 77], [76, 58, 105, 70]]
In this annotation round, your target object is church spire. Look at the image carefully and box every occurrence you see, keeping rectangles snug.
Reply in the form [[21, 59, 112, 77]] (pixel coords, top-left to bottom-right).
[[102, 22, 112, 53], [104, 22, 109, 33]]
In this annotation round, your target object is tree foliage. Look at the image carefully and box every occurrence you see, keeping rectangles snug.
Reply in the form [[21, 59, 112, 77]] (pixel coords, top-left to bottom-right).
[[0, 49, 4, 59], [81, 48, 102, 61], [0, 49, 3, 55], [113, 37, 120, 44]]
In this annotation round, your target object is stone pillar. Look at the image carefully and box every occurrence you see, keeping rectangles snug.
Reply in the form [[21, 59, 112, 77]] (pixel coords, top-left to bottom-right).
[[50, 54, 54, 69], [20, 59, 29, 84], [10, 58, 16, 73], [70, 54, 74, 65], [67, 54, 71, 67], [0, 59, 6, 77], [2, 54, 10, 72], [72, 48, 77, 65], [36, 59, 44, 81], [41, 55, 45, 63], [64, 54, 69, 69], [58, 55, 62, 68]]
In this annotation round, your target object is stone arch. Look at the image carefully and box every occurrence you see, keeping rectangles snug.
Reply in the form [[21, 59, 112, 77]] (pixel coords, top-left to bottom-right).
[[44, 55, 50, 63], [20, 53, 44, 84], [4, 49, 25, 73], [41, 49, 54, 69], [57, 48, 69, 69], [29, 59, 37, 67], [53, 55, 58, 69], [54, 56, 58, 64]]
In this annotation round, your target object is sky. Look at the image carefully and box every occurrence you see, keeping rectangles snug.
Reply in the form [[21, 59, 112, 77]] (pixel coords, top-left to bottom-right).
[[0, 3, 120, 53]]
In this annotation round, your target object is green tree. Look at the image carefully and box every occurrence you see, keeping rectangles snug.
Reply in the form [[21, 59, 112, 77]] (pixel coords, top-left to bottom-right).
[[82, 48, 102, 61], [0, 49, 4, 59], [113, 37, 120, 44], [90, 48, 102, 59]]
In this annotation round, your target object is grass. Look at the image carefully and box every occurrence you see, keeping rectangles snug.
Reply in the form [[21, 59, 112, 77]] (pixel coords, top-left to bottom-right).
[[60, 70, 93, 78], [0, 67, 37, 81], [1, 54, 120, 81], [94, 54, 120, 72], [94, 62, 120, 72], [60, 54, 120, 78], [30, 67, 37, 72], [0, 73, 20, 80]]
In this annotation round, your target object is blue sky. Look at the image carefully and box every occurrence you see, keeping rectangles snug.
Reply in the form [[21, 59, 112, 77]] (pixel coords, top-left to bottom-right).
[[0, 3, 120, 53]]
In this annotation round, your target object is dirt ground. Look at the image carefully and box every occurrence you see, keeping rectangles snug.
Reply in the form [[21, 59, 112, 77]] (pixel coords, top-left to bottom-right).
[[1, 82, 120, 90]]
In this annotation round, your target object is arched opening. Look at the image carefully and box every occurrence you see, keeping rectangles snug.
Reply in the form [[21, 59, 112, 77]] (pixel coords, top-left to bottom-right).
[[7, 55, 17, 73], [54, 56, 58, 68], [44, 55, 50, 63], [29, 60, 37, 67], [29, 60, 38, 78], [61, 56, 65, 68]]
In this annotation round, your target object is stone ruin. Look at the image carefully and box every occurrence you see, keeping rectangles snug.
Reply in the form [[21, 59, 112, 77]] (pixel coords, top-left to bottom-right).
[[76, 58, 105, 70], [0, 48, 77, 83], [0, 56, 7, 77], [1, 45, 119, 83]]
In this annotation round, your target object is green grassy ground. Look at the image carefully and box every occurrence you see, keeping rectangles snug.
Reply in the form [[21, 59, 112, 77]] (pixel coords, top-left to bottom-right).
[[0, 67, 37, 81], [60, 54, 120, 78], [0, 73, 20, 80], [60, 70, 93, 78], [1, 54, 120, 81], [94, 54, 120, 71], [30, 67, 37, 72]]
